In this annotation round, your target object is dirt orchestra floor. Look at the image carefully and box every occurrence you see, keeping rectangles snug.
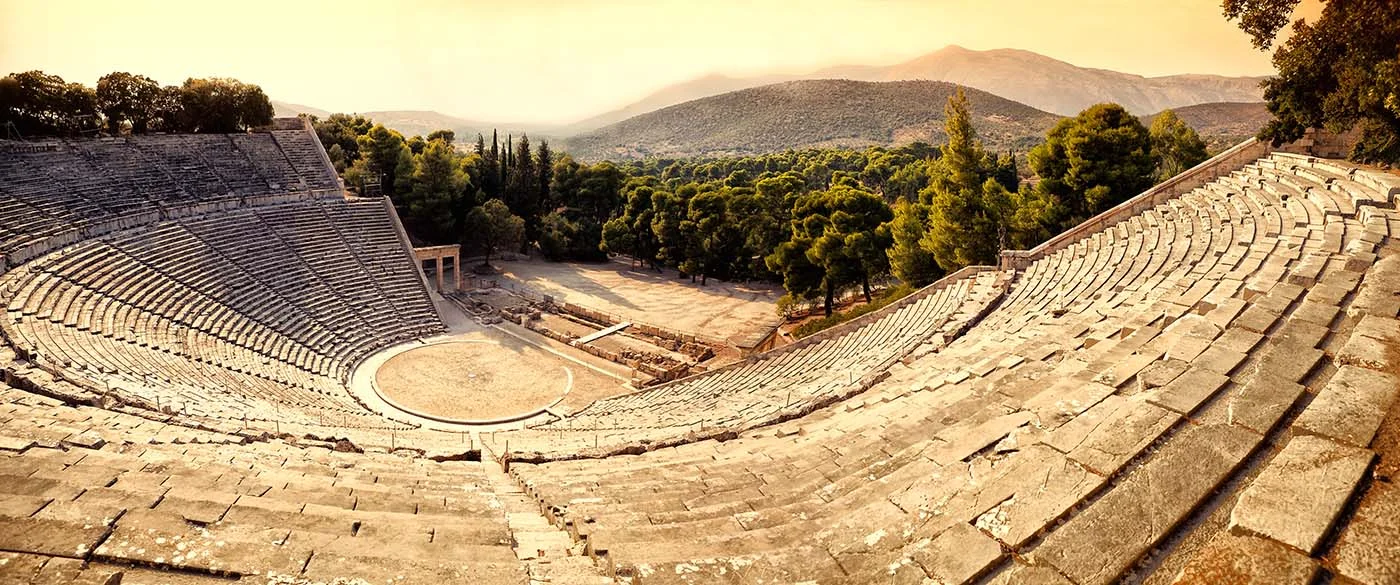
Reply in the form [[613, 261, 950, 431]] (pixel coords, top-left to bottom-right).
[[374, 340, 573, 421]]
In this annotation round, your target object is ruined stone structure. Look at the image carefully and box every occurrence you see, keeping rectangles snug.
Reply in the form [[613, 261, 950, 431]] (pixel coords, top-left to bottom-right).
[[414, 244, 462, 293], [0, 124, 1396, 585]]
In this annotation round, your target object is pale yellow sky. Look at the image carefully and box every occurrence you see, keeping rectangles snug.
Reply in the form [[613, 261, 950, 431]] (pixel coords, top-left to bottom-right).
[[0, 0, 1320, 124]]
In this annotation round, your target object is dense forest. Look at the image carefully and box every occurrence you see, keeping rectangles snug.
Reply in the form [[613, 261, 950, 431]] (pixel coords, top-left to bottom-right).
[[317, 88, 1210, 317]]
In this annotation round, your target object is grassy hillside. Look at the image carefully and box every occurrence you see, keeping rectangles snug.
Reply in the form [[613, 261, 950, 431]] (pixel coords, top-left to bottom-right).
[[1142, 102, 1271, 152], [564, 80, 1062, 161]]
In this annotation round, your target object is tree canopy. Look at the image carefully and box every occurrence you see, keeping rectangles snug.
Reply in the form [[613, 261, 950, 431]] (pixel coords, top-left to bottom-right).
[[1149, 109, 1209, 180], [466, 199, 525, 267], [0, 70, 272, 137], [1024, 103, 1156, 232], [1224, 0, 1400, 162], [304, 90, 1216, 319]]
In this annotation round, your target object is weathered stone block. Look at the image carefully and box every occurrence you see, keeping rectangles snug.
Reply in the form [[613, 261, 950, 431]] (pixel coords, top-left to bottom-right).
[[1033, 424, 1259, 585], [1230, 435, 1373, 554], [1294, 366, 1399, 448], [1172, 533, 1317, 585], [1148, 368, 1231, 415], [1331, 482, 1400, 585], [910, 522, 1003, 584]]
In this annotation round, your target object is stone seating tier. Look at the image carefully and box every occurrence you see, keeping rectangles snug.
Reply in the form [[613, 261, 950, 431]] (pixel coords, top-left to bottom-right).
[[0, 143, 1397, 585], [0, 122, 342, 270], [0, 198, 447, 437], [499, 153, 1400, 585]]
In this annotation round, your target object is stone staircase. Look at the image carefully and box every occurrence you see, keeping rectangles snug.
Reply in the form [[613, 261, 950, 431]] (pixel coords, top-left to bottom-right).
[[483, 458, 617, 585]]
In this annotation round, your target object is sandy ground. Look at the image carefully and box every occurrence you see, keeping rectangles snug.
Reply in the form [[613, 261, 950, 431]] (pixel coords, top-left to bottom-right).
[[496, 258, 783, 345], [375, 340, 571, 421], [352, 297, 634, 427]]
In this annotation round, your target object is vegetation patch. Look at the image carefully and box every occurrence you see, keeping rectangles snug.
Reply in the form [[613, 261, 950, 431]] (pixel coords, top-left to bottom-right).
[[792, 284, 915, 339]]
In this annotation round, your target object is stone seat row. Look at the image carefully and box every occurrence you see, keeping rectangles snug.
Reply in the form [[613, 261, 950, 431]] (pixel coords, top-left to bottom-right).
[[0, 384, 528, 584], [501, 154, 1400, 584], [526, 270, 1006, 441], [0, 123, 340, 265]]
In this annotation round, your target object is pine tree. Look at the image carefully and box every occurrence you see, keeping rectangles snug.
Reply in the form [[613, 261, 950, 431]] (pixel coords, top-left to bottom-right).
[[535, 140, 554, 211], [920, 88, 1002, 271], [886, 200, 941, 286]]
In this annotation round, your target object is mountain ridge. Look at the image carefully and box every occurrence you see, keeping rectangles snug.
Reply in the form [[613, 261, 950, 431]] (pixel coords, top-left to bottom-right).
[[561, 79, 1064, 161], [565, 45, 1268, 132]]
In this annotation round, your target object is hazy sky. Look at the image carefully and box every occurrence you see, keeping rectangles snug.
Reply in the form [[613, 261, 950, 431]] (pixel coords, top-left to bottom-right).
[[1, 0, 1321, 124]]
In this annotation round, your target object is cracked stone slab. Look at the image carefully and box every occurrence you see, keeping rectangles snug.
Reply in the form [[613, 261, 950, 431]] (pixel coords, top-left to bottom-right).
[[1352, 315, 1399, 343], [1227, 371, 1305, 435], [926, 411, 1035, 466], [1191, 346, 1248, 376], [1061, 398, 1178, 476], [1294, 365, 1399, 448], [1230, 435, 1373, 554], [1023, 381, 1117, 430], [1147, 367, 1231, 415], [303, 554, 528, 585], [0, 513, 110, 558], [1032, 423, 1260, 585], [983, 559, 1074, 584], [1337, 334, 1395, 371], [1331, 481, 1400, 585], [1136, 358, 1190, 390], [0, 495, 51, 518], [1094, 349, 1164, 388], [1252, 342, 1324, 385], [971, 445, 1104, 548], [94, 508, 309, 576], [908, 522, 1003, 584], [1171, 532, 1317, 584]]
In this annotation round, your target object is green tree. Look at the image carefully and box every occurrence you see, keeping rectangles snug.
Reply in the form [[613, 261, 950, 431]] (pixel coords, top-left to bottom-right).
[[355, 125, 413, 195], [770, 185, 891, 316], [650, 186, 691, 269], [0, 71, 99, 137], [465, 199, 525, 267], [1224, 0, 1400, 162], [1026, 103, 1155, 231], [1149, 109, 1209, 179], [404, 140, 469, 242], [427, 129, 455, 144], [886, 200, 941, 286], [538, 211, 581, 261], [601, 179, 661, 267], [920, 88, 1003, 271], [679, 190, 736, 284], [313, 113, 373, 163], [175, 77, 273, 132], [95, 72, 161, 134], [508, 134, 537, 233], [327, 144, 347, 173]]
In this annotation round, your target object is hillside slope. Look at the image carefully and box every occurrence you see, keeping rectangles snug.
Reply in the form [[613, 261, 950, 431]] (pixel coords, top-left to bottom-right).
[[271, 102, 558, 143], [564, 79, 1062, 160], [568, 45, 1267, 132]]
